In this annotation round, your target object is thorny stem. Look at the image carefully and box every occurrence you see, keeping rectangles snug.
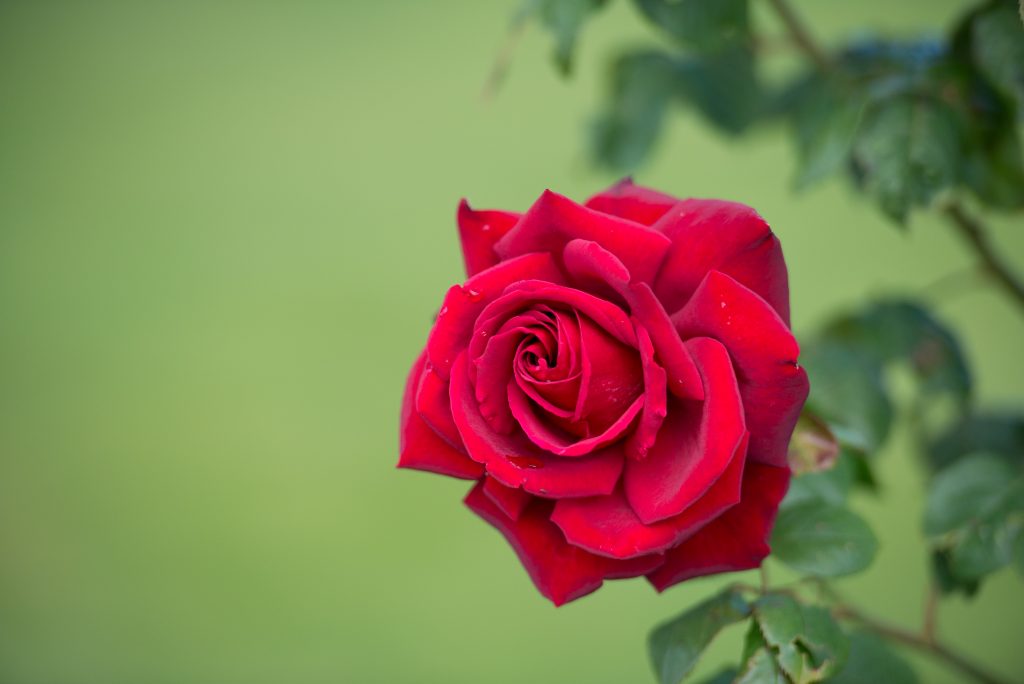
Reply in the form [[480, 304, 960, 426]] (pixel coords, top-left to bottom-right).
[[944, 200, 1024, 313]]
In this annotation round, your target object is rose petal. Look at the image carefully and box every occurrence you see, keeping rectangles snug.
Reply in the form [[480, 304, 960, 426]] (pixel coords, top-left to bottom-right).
[[551, 433, 748, 559], [449, 353, 623, 498], [651, 199, 790, 324], [584, 178, 680, 226], [482, 476, 533, 521], [646, 463, 790, 592], [624, 325, 667, 460], [414, 360, 463, 448], [465, 482, 664, 606], [398, 351, 482, 479], [427, 252, 564, 380], [624, 337, 745, 523], [494, 190, 672, 285], [457, 199, 521, 277], [673, 271, 809, 468], [562, 239, 703, 400]]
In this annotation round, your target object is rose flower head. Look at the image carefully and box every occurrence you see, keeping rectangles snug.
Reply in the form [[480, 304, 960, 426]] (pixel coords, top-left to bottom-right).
[[399, 180, 808, 605]]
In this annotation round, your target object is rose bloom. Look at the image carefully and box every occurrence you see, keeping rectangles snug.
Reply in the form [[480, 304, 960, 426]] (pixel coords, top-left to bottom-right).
[[399, 180, 808, 605]]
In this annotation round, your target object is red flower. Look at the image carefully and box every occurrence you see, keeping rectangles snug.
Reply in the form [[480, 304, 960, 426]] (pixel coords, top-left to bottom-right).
[[399, 180, 808, 605]]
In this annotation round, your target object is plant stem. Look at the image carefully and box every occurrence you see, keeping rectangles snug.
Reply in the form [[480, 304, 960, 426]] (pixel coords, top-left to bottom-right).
[[944, 201, 1024, 313], [922, 583, 938, 646], [833, 603, 1010, 684], [764, 0, 831, 72]]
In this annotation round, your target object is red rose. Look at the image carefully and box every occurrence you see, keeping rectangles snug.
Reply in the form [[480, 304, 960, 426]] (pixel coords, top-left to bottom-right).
[[399, 180, 808, 605]]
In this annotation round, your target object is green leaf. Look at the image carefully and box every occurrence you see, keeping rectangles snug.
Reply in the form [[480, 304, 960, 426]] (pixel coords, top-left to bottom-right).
[[823, 300, 971, 409], [591, 50, 677, 169], [648, 588, 751, 684], [852, 97, 963, 224], [632, 0, 749, 51], [771, 500, 878, 577], [785, 449, 858, 508], [750, 595, 849, 683], [800, 341, 891, 454], [828, 631, 919, 684], [529, 0, 609, 75], [932, 548, 980, 597], [969, 1, 1024, 113], [924, 454, 1020, 536], [735, 648, 787, 684], [675, 45, 761, 135], [791, 78, 865, 188], [928, 412, 1024, 472], [694, 668, 741, 684]]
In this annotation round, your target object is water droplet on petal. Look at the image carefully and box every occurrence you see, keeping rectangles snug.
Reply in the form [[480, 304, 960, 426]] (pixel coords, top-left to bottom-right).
[[465, 288, 483, 302], [508, 455, 545, 469], [481, 223, 492, 233], [438, 306, 449, 317]]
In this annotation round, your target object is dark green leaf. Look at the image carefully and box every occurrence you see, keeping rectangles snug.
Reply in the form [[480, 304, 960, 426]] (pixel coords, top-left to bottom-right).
[[675, 45, 761, 135], [924, 454, 1020, 536], [928, 412, 1024, 471], [800, 341, 891, 454], [852, 97, 963, 223], [823, 300, 971, 409], [969, 1, 1024, 113], [798, 605, 850, 679], [932, 548, 980, 596], [772, 500, 879, 577], [828, 631, 918, 684], [529, 0, 609, 75], [632, 0, 749, 51], [648, 588, 751, 684], [791, 78, 865, 188], [591, 50, 678, 169], [949, 513, 1024, 580]]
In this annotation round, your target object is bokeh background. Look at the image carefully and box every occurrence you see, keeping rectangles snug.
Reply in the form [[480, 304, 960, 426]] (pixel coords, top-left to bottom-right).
[[1, 1, 1022, 682]]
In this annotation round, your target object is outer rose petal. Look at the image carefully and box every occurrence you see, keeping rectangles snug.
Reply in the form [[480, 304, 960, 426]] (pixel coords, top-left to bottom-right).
[[457, 199, 522, 277], [465, 482, 664, 606], [398, 351, 483, 479], [427, 252, 564, 379], [550, 433, 748, 559], [483, 476, 533, 521], [673, 271, 809, 468], [651, 198, 791, 324], [449, 353, 623, 498], [414, 361, 463, 448], [494, 190, 672, 285], [646, 463, 791, 592], [625, 337, 746, 523], [584, 178, 680, 226]]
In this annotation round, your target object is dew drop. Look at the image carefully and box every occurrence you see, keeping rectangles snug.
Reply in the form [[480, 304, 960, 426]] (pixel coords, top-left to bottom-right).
[[438, 306, 449, 317], [720, 301, 727, 309], [465, 288, 483, 302], [481, 223, 492, 233], [508, 455, 545, 469]]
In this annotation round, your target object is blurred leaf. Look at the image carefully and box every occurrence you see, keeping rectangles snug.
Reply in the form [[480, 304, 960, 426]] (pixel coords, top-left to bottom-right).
[[591, 50, 677, 169], [772, 500, 878, 577], [963, 119, 1024, 208], [528, 0, 610, 75], [828, 631, 919, 684], [924, 454, 1021, 536], [750, 595, 848, 683], [789, 411, 841, 476], [800, 341, 891, 454], [735, 648, 787, 684], [926, 453, 1024, 590], [932, 548, 980, 596], [695, 668, 741, 684], [791, 79, 865, 189], [852, 97, 963, 224], [968, 0, 1024, 113], [785, 450, 858, 507], [676, 45, 761, 135], [823, 300, 971, 409], [648, 588, 751, 684], [928, 412, 1024, 471], [632, 0, 749, 51]]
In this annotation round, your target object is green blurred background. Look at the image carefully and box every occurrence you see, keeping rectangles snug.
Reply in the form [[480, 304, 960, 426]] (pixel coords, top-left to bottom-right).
[[0, 1, 1022, 682]]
